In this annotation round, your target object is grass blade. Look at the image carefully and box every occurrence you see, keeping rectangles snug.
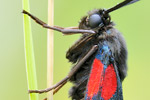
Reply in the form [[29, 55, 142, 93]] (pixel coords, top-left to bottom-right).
[[22, 0, 39, 100], [47, 0, 54, 100]]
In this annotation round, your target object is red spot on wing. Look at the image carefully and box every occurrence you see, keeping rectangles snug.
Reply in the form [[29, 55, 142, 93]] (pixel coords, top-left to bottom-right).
[[101, 64, 117, 100], [87, 58, 104, 99]]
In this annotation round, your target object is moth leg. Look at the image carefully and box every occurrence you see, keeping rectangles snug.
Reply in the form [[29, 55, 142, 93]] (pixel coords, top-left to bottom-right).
[[29, 45, 98, 94], [54, 26, 78, 29], [22, 10, 95, 34], [54, 44, 98, 94], [43, 98, 47, 100], [52, 45, 98, 93], [39, 81, 68, 100], [67, 45, 98, 77], [29, 76, 69, 94], [53, 80, 68, 94]]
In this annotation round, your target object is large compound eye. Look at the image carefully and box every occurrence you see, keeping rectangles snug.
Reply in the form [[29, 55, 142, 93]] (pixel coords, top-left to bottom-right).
[[89, 14, 102, 28]]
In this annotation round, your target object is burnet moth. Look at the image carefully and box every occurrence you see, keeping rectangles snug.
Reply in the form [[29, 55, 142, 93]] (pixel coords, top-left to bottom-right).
[[23, 0, 139, 99]]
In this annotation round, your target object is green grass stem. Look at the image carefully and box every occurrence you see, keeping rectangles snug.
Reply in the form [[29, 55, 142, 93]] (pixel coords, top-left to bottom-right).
[[22, 0, 39, 100]]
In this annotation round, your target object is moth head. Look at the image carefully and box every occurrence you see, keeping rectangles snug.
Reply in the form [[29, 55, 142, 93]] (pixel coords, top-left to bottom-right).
[[79, 0, 139, 30], [79, 9, 110, 29]]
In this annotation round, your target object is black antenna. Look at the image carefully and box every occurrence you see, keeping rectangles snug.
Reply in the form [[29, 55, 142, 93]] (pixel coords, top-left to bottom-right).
[[105, 0, 139, 14]]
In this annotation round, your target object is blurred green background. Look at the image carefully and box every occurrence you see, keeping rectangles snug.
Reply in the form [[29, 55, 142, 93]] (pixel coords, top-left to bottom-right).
[[0, 0, 149, 100]]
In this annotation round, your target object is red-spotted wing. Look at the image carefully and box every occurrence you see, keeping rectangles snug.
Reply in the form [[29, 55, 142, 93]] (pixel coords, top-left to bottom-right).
[[84, 42, 123, 100]]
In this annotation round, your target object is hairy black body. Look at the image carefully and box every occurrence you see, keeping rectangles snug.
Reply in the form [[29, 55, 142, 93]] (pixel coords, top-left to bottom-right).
[[67, 9, 128, 100]]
